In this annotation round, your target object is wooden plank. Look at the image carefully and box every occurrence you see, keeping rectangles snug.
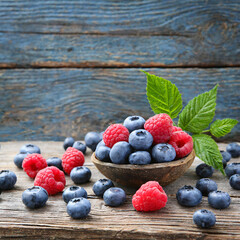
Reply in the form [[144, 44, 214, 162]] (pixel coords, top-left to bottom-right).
[[0, 0, 239, 67], [0, 68, 239, 141], [0, 141, 239, 239]]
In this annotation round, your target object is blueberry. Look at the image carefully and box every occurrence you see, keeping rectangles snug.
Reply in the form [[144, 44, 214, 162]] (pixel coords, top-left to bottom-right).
[[67, 197, 91, 219], [176, 185, 202, 207], [193, 209, 216, 228], [20, 144, 41, 154], [84, 132, 101, 151], [63, 137, 75, 150], [103, 187, 126, 207], [92, 179, 114, 197], [22, 186, 48, 209], [229, 174, 240, 190], [95, 140, 106, 151], [196, 163, 214, 178], [95, 146, 111, 162], [226, 142, 240, 158], [109, 141, 132, 164], [62, 186, 87, 203], [14, 153, 29, 168], [129, 129, 153, 151], [70, 166, 92, 184], [73, 141, 87, 154], [152, 143, 176, 163], [129, 151, 151, 165], [0, 170, 17, 190], [225, 163, 240, 178], [99, 131, 104, 139], [196, 178, 218, 196], [123, 116, 145, 132], [47, 157, 63, 170], [208, 190, 231, 209], [220, 150, 231, 163]]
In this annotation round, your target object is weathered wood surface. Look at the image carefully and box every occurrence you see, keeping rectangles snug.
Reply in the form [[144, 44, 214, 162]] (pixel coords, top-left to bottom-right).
[[0, 0, 239, 67], [0, 68, 239, 141], [0, 141, 239, 240]]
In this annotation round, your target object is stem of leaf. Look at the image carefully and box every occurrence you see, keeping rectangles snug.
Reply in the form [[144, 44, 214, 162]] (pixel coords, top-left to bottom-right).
[[202, 130, 210, 133]]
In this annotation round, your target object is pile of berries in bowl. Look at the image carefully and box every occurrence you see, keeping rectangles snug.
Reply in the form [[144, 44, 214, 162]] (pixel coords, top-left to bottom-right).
[[92, 113, 195, 187]]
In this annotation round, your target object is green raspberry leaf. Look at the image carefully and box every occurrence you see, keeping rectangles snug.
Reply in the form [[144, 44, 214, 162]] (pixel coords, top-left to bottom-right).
[[178, 85, 218, 133], [192, 134, 224, 175], [142, 71, 182, 119], [210, 118, 238, 138]]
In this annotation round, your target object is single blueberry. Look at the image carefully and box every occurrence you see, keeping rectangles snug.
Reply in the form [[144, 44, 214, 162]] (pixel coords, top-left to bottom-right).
[[193, 209, 216, 228], [95, 146, 111, 162], [72, 141, 87, 154], [103, 187, 126, 207], [95, 140, 106, 152], [92, 179, 114, 197], [176, 185, 202, 207], [208, 190, 231, 209], [14, 153, 29, 168], [196, 178, 218, 196], [62, 186, 87, 203], [152, 143, 176, 163], [20, 144, 41, 154], [70, 166, 92, 184], [123, 116, 146, 132], [129, 129, 153, 150], [226, 142, 240, 158], [84, 132, 101, 151], [196, 163, 214, 178], [47, 157, 63, 170], [229, 174, 240, 190], [0, 170, 17, 190], [67, 197, 91, 219], [225, 163, 240, 178], [129, 151, 151, 165], [109, 141, 132, 164], [63, 137, 75, 150], [99, 131, 104, 139], [220, 150, 231, 163], [22, 186, 48, 209]]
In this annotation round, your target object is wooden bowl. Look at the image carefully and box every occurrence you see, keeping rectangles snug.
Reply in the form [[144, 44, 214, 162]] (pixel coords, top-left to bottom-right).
[[91, 150, 195, 188]]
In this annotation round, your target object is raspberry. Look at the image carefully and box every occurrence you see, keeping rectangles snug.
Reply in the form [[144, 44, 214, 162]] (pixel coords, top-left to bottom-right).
[[172, 126, 182, 133], [144, 114, 173, 144], [62, 147, 85, 175], [103, 124, 129, 148], [34, 166, 66, 195], [22, 154, 47, 178], [132, 181, 168, 212], [168, 131, 193, 159]]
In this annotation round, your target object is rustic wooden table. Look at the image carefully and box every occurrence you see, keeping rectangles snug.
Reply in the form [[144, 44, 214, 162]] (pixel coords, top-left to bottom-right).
[[0, 141, 239, 239]]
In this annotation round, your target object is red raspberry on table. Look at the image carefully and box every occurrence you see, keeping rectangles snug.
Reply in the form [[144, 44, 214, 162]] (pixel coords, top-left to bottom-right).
[[34, 166, 66, 195], [22, 154, 47, 178], [132, 181, 168, 212], [144, 114, 173, 144], [103, 124, 129, 148], [172, 126, 182, 133], [62, 147, 85, 175], [168, 131, 193, 159]]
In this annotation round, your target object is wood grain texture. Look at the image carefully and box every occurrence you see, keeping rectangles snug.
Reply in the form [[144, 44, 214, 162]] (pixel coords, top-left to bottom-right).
[[0, 68, 239, 141], [0, 141, 239, 239], [0, 0, 239, 67]]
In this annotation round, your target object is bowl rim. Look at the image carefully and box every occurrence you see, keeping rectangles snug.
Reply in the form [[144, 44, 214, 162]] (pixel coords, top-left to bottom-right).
[[91, 149, 195, 170]]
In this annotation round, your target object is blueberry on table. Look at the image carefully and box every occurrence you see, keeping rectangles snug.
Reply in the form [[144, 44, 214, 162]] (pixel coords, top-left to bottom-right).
[[95, 146, 111, 162], [229, 174, 240, 190], [22, 186, 48, 209], [20, 144, 41, 154], [62, 186, 87, 203], [70, 166, 91, 184], [103, 187, 126, 207], [72, 141, 87, 154], [92, 179, 114, 197], [123, 115, 145, 132], [129, 129, 153, 151], [129, 151, 151, 165], [196, 178, 218, 196], [14, 153, 29, 169], [226, 142, 240, 158], [208, 191, 231, 209], [152, 143, 176, 163], [67, 197, 91, 219], [196, 163, 214, 178], [109, 141, 132, 164], [220, 150, 231, 163], [193, 209, 216, 228], [176, 185, 202, 207], [84, 132, 101, 151], [0, 170, 17, 190], [225, 163, 240, 178], [63, 137, 75, 150], [47, 157, 63, 170]]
